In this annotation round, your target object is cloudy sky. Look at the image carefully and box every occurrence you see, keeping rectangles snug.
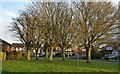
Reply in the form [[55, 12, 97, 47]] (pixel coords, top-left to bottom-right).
[[0, 0, 31, 44], [0, 0, 120, 44]]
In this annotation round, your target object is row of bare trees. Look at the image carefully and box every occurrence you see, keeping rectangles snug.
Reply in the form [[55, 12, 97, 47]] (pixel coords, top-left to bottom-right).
[[9, 1, 118, 63]]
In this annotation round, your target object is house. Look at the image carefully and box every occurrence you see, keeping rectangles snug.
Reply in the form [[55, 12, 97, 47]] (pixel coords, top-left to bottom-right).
[[11, 43, 24, 52], [104, 44, 120, 52], [0, 38, 11, 52], [55, 46, 78, 56], [103, 44, 120, 60], [0, 38, 12, 60]]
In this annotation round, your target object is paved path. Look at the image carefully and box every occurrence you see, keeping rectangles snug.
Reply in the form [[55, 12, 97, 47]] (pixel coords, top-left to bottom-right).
[[91, 59, 119, 64], [70, 55, 119, 64]]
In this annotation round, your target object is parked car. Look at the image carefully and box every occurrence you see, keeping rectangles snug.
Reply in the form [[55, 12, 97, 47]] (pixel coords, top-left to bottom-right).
[[104, 54, 115, 60], [104, 50, 120, 60], [24, 52, 34, 57], [39, 52, 45, 57], [39, 52, 56, 57]]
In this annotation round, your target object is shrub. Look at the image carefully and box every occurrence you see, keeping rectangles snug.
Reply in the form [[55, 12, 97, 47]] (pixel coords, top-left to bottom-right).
[[2, 48, 5, 52], [91, 49, 102, 59], [6, 51, 24, 60], [6, 52, 14, 60]]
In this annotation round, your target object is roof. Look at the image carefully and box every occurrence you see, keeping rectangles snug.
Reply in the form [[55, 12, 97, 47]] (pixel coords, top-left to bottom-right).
[[12, 43, 24, 47], [0, 38, 11, 46], [71, 46, 78, 52], [0, 42, 3, 44]]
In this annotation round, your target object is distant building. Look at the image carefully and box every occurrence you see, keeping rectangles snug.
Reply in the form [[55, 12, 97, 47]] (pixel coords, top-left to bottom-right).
[[104, 44, 120, 53], [11, 43, 24, 52], [103, 44, 120, 58], [0, 38, 11, 52]]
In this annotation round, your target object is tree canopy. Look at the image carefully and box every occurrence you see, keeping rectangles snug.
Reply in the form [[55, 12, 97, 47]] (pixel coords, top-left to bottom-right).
[[9, 1, 118, 62]]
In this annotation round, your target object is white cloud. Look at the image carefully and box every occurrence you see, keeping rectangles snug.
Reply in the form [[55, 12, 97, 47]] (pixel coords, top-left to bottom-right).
[[0, 10, 18, 43], [1, 8, 18, 18], [0, 17, 21, 44], [112, 0, 120, 2], [1, 0, 31, 2], [5, 11, 17, 18], [1, 0, 119, 2]]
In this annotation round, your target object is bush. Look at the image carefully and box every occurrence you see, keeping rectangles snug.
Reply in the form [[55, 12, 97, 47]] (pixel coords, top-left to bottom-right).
[[55, 53, 62, 57], [16, 52, 23, 59], [6, 51, 24, 60], [0, 52, 2, 60], [91, 49, 102, 59], [2, 49, 5, 52]]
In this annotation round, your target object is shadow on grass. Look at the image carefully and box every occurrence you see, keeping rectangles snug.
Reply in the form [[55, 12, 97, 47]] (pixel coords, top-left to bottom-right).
[[2, 70, 9, 72], [1, 72, 119, 74], [2, 57, 119, 72]]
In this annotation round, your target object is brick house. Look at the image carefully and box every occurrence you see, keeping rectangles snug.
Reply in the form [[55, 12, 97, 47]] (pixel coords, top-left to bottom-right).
[[11, 43, 24, 52], [0, 38, 11, 52], [102, 43, 120, 59]]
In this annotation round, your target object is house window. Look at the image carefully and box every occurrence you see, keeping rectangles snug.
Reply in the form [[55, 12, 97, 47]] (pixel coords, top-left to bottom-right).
[[16, 47, 19, 51], [19, 48, 22, 51], [119, 46, 120, 50], [106, 46, 112, 50], [11, 47, 15, 51]]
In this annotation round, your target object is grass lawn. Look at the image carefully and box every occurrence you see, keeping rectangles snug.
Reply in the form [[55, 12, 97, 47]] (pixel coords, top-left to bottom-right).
[[2, 58, 119, 72], [0, 60, 1, 73]]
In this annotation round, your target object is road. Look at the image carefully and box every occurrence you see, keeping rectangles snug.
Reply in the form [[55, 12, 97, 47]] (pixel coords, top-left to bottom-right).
[[70, 55, 119, 64]]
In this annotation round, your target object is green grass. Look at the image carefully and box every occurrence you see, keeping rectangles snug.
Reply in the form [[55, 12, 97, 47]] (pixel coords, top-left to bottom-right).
[[2, 58, 119, 72], [0, 60, 1, 73]]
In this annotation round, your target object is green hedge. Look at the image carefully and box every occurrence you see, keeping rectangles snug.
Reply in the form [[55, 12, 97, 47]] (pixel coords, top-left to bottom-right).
[[6, 51, 25, 60]]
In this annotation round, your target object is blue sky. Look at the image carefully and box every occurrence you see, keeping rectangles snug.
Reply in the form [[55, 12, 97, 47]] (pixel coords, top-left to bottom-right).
[[0, 1, 30, 44], [0, 0, 120, 44]]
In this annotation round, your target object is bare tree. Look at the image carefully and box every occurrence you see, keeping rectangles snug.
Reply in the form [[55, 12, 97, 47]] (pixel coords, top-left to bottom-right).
[[55, 3, 79, 61], [9, 11, 35, 60], [32, 2, 60, 62], [73, 1, 118, 63], [26, 4, 44, 60], [35, 2, 78, 61]]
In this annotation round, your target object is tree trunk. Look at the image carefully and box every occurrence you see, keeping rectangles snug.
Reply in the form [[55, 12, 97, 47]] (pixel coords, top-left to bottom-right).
[[67, 52, 70, 59], [45, 48, 48, 59], [3, 52, 6, 60], [77, 45, 81, 67], [0, 52, 3, 60], [86, 49, 88, 60], [62, 49, 66, 61], [49, 47, 54, 62], [86, 47, 92, 63], [34, 53, 36, 58], [77, 51, 80, 67], [27, 50, 31, 60], [35, 49, 38, 60]]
